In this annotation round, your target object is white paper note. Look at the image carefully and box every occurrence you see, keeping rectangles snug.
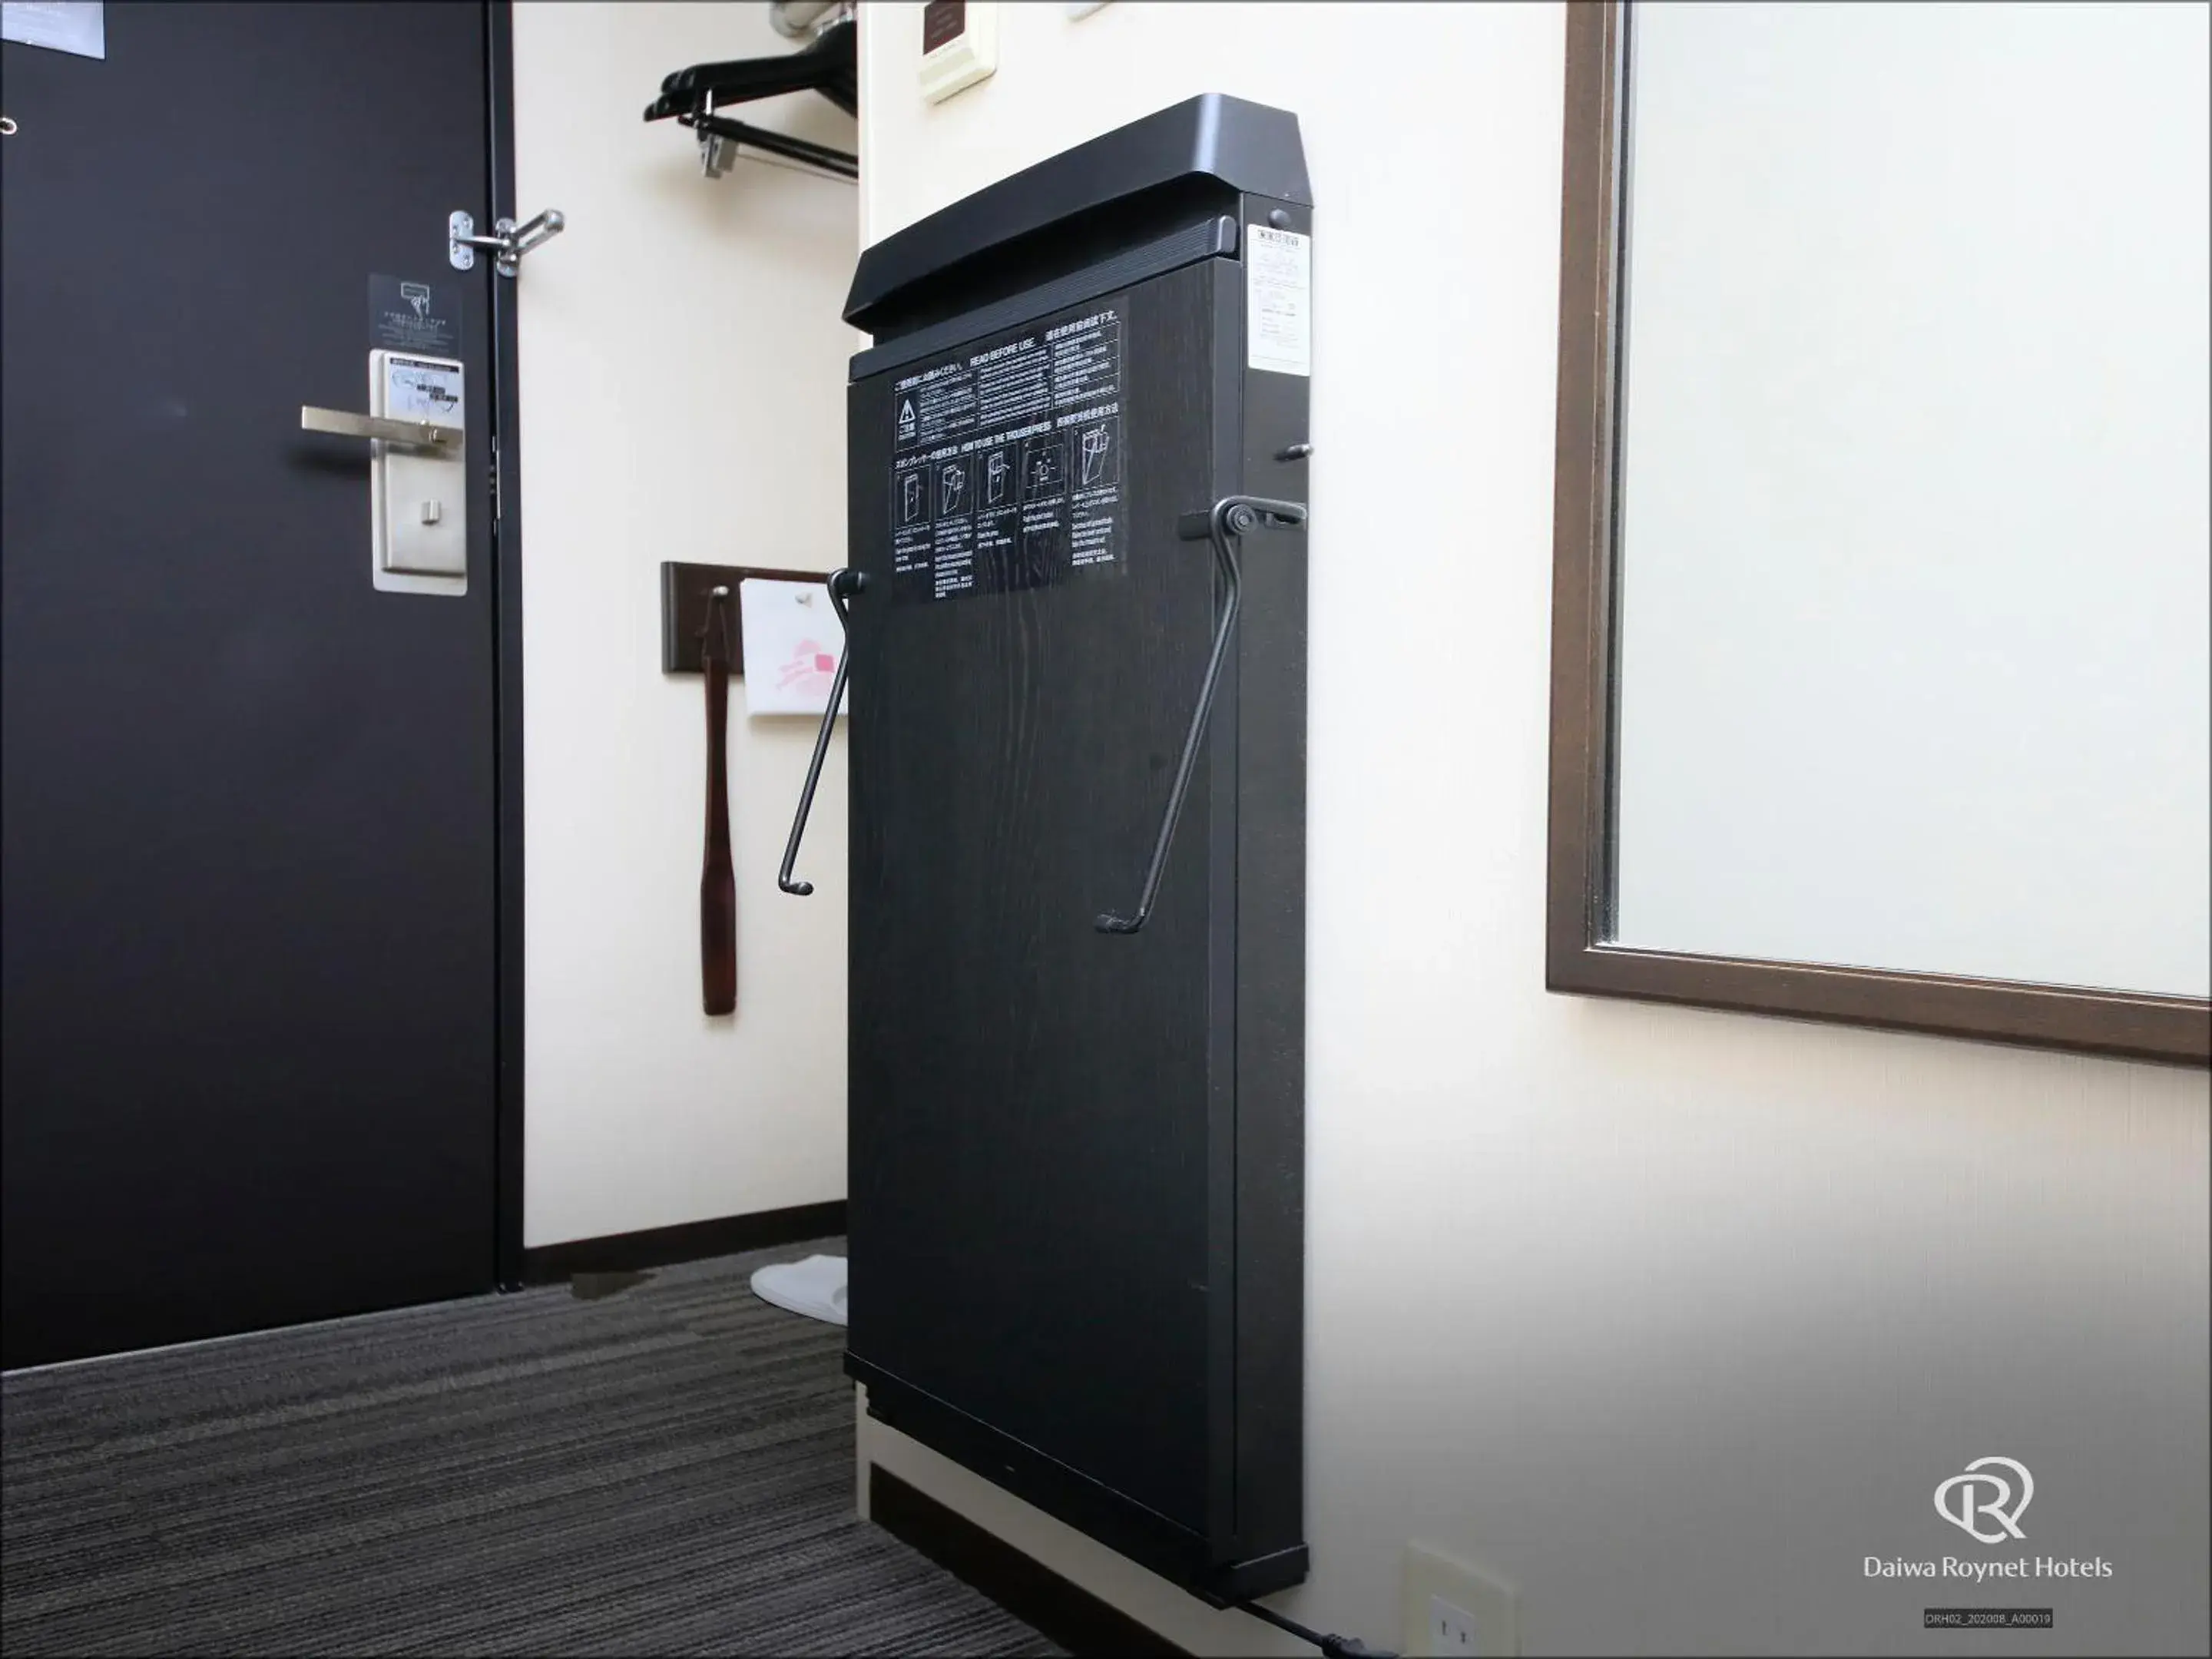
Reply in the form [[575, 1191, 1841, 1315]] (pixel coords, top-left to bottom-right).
[[2, 2, 105, 58], [738, 578, 847, 717]]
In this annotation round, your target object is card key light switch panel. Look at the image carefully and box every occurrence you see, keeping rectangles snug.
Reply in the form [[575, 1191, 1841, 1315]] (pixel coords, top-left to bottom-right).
[[919, 1, 996, 104], [370, 349, 466, 595]]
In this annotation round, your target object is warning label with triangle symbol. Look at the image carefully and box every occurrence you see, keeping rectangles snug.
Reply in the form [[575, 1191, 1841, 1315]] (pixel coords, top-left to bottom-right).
[[897, 398, 916, 439]]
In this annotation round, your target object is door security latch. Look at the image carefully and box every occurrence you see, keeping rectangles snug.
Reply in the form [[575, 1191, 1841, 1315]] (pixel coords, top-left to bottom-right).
[[449, 208, 566, 276]]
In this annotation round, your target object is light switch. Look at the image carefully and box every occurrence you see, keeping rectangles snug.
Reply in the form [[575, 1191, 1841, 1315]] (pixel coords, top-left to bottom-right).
[[420, 500, 443, 525], [919, 1, 996, 103]]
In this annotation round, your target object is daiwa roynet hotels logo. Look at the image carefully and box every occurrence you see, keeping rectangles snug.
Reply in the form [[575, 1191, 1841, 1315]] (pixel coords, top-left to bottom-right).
[[1938, 1455, 2035, 1544], [1863, 1458, 2114, 1581]]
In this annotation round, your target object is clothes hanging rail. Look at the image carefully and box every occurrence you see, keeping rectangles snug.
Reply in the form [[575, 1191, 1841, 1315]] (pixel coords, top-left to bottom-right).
[[644, 15, 857, 183]]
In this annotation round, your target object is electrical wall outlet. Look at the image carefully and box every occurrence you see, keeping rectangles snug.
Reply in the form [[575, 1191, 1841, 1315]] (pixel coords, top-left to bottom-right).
[[1403, 1541, 1519, 1657], [1430, 1595, 1479, 1654]]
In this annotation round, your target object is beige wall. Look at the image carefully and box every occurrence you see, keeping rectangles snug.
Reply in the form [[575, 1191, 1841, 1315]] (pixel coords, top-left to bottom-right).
[[513, 2, 857, 1245], [853, 5, 2211, 1654]]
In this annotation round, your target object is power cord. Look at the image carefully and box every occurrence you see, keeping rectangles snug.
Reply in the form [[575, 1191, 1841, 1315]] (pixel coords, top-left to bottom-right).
[[1236, 1597, 1399, 1659]]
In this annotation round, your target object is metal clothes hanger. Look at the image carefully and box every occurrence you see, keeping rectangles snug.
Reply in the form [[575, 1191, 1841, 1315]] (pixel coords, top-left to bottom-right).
[[644, 14, 856, 184]]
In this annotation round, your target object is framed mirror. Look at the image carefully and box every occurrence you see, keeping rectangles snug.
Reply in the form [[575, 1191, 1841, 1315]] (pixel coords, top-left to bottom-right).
[[1546, 1, 2210, 1064]]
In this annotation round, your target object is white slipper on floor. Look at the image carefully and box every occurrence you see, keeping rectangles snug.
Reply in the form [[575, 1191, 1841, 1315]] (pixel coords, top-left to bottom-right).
[[749, 1253, 849, 1326]]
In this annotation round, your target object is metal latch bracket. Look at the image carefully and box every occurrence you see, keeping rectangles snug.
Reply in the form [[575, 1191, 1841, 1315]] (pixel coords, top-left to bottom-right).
[[449, 208, 566, 276]]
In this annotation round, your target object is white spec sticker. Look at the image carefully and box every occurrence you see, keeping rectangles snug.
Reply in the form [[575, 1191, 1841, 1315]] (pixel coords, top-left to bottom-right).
[[385, 356, 463, 424], [1246, 224, 1311, 377]]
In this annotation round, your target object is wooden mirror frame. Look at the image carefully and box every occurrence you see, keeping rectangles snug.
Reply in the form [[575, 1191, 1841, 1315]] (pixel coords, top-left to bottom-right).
[[1544, 1, 2210, 1066]]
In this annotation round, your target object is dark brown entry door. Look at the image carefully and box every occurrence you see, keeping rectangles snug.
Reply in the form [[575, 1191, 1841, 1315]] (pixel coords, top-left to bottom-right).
[[2, 2, 504, 1367]]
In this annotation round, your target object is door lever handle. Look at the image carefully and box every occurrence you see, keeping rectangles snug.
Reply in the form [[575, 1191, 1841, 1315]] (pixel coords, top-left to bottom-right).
[[1095, 495, 1306, 935], [780, 567, 866, 896], [300, 407, 459, 449]]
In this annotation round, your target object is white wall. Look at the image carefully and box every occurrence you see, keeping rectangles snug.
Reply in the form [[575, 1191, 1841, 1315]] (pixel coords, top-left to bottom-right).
[[1612, 2, 2210, 995], [853, 5, 2211, 1654], [515, 2, 856, 1246]]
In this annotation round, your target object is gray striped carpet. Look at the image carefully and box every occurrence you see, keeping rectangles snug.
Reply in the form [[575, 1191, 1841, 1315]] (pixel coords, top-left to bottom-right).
[[2, 1240, 1057, 1657]]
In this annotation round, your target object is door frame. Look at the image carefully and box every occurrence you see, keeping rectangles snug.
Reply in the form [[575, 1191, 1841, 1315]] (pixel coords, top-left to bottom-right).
[[486, 0, 528, 1289]]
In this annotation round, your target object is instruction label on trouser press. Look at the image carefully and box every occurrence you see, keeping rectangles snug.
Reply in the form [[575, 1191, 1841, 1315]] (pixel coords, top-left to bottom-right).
[[889, 300, 1127, 604]]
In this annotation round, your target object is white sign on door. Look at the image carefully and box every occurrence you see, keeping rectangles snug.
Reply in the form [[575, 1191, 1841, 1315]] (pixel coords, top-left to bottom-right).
[[2, 2, 105, 59]]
